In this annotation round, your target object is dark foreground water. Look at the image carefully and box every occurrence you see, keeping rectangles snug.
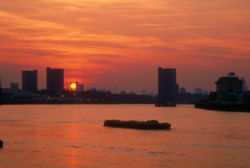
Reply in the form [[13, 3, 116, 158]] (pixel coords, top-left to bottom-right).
[[0, 105, 250, 168]]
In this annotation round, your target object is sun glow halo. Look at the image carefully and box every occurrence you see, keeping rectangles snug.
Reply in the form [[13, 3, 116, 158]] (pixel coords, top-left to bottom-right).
[[70, 83, 77, 91]]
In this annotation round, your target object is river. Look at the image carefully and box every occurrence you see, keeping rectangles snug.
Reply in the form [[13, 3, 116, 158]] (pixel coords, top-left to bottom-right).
[[0, 104, 250, 168]]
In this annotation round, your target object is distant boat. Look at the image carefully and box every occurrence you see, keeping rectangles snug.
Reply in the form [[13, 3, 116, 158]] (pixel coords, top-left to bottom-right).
[[104, 120, 171, 130]]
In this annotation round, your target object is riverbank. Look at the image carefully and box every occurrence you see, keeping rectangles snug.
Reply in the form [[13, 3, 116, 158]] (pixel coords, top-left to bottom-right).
[[195, 102, 250, 112]]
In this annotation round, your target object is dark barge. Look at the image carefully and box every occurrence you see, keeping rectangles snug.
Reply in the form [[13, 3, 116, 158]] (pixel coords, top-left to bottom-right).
[[104, 120, 171, 130]]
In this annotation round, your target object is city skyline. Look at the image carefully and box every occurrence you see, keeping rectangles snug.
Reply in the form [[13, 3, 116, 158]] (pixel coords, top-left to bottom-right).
[[0, 0, 250, 93], [0, 66, 249, 94], [1, 66, 248, 95]]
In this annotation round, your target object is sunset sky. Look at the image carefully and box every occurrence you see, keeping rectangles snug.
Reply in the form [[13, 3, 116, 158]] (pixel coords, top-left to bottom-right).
[[0, 0, 249, 93]]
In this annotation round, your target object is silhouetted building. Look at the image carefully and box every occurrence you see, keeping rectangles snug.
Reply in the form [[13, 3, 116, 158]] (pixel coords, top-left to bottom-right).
[[242, 91, 250, 103], [195, 73, 250, 112], [204, 91, 208, 96], [46, 67, 64, 92], [216, 72, 243, 102], [195, 88, 203, 95], [90, 88, 97, 91], [180, 87, 186, 93], [22, 70, 38, 92], [10, 82, 19, 90], [176, 83, 179, 95], [242, 77, 248, 91], [76, 82, 84, 92], [157, 67, 177, 106]]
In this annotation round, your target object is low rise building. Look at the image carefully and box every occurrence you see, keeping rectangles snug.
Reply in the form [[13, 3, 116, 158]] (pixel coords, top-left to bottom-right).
[[215, 72, 243, 103]]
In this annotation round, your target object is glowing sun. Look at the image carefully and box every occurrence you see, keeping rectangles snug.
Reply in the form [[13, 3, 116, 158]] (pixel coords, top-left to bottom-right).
[[70, 83, 77, 91]]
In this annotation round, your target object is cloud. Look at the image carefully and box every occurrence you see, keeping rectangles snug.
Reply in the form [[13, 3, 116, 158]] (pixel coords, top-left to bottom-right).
[[0, 0, 250, 91]]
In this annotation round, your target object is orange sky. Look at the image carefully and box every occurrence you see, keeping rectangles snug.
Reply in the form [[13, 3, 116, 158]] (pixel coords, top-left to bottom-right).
[[0, 0, 250, 93]]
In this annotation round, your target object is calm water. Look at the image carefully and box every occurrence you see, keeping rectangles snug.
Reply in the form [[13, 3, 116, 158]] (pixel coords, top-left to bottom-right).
[[0, 105, 250, 168]]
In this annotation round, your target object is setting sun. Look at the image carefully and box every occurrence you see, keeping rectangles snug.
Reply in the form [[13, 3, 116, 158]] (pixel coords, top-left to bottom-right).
[[70, 83, 77, 91]]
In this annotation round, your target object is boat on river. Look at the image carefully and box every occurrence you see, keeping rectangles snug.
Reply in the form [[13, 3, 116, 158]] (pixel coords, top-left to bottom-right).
[[104, 120, 171, 130]]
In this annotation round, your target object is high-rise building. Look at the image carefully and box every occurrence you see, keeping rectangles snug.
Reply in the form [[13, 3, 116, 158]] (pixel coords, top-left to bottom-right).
[[157, 67, 177, 106], [22, 70, 38, 92], [46, 67, 64, 92]]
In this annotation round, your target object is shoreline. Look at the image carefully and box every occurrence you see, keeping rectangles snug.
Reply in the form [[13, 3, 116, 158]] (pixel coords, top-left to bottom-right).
[[195, 102, 250, 112]]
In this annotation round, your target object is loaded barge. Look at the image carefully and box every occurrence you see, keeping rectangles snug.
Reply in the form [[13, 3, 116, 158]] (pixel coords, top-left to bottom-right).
[[104, 120, 171, 130]]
